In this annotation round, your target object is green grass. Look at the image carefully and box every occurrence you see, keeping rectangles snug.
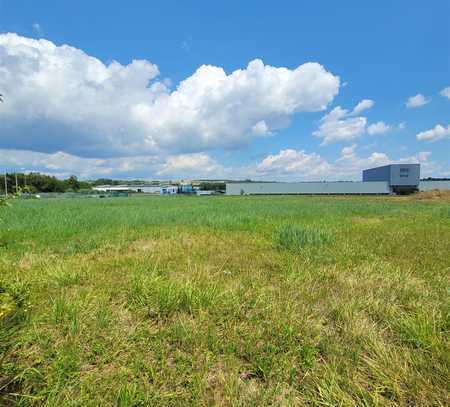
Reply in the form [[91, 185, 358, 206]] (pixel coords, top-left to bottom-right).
[[274, 225, 333, 252], [0, 195, 449, 406]]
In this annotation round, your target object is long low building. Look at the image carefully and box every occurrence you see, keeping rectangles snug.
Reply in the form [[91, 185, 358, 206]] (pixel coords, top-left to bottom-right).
[[226, 181, 391, 195], [419, 180, 450, 191], [226, 164, 450, 196], [93, 185, 161, 193]]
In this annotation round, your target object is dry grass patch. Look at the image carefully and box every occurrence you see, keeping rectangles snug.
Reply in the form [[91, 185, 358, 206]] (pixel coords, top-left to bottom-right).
[[351, 216, 383, 225], [407, 189, 450, 202]]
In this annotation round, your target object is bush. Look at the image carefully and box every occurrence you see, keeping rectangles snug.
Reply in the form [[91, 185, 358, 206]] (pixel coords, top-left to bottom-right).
[[274, 224, 333, 252]]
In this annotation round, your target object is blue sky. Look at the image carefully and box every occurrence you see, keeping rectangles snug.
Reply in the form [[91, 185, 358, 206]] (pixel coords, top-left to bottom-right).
[[0, 0, 449, 180]]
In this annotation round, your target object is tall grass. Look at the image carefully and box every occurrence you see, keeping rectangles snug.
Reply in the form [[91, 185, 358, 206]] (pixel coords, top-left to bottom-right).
[[274, 224, 333, 252], [129, 272, 220, 318], [0, 195, 449, 405]]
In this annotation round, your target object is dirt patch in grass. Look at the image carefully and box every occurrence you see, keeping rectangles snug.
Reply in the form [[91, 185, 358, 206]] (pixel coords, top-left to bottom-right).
[[351, 217, 383, 225], [18, 253, 39, 270], [129, 238, 158, 253]]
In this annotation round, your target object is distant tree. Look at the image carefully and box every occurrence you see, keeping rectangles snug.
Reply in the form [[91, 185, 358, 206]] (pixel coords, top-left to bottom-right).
[[198, 182, 226, 192], [66, 175, 80, 191], [91, 178, 121, 186]]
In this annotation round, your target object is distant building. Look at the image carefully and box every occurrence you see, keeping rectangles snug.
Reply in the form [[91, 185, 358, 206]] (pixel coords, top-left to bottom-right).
[[419, 180, 450, 191], [226, 164, 450, 195], [160, 185, 178, 195], [179, 184, 195, 194], [226, 181, 390, 195], [363, 164, 420, 194], [93, 184, 160, 193], [196, 190, 215, 196]]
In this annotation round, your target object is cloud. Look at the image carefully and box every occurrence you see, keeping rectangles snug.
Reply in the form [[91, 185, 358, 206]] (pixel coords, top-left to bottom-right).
[[334, 145, 437, 178], [340, 144, 357, 157], [0, 33, 340, 158], [314, 99, 402, 144], [367, 121, 390, 135], [351, 99, 374, 115], [0, 149, 161, 179], [156, 153, 226, 178], [440, 86, 450, 100], [416, 124, 450, 142], [406, 93, 430, 108], [0, 148, 227, 180], [249, 146, 439, 181], [251, 120, 271, 136], [313, 102, 369, 145], [254, 149, 332, 179], [1, 145, 444, 181]]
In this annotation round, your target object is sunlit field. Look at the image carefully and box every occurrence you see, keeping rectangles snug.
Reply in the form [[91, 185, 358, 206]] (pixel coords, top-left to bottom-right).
[[1, 195, 449, 406]]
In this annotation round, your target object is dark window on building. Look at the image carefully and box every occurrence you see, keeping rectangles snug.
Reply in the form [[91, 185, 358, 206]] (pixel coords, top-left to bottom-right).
[[400, 167, 409, 177]]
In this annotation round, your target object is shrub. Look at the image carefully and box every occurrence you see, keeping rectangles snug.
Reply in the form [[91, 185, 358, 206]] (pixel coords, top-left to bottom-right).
[[274, 224, 333, 252]]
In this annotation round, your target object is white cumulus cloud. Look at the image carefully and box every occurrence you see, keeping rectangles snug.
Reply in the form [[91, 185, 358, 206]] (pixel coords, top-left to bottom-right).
[[440, 86, 450, 100], [367, 121, 390, 135], [248, 146, 439, 181], [406, 93, 430, 108], [156, 153, 226, 178], [0, 146, 444, 181], [0, 33, 340, 158], [351, 99, 374, 115], [416, 124, 450, 142], [0, 149, 162, 179], [313, 102, 369, 145], [255, 149, 332, 179]]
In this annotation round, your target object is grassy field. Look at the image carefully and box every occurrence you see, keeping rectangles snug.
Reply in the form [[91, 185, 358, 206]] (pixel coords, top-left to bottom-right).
[[0, 195, 449, 406]]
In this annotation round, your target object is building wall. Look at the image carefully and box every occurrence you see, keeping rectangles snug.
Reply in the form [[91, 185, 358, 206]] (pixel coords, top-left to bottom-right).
[[160, 186, 178, 194], [137, 186, 160, 193], [419, 180, 450, 191], [93, 185, 160, 193], [363, 165, 391, 182], [362, 164, 420, 186], [93, 186, 130, 192], [226, 181, 390, 195], [390, 164, 420, 186]]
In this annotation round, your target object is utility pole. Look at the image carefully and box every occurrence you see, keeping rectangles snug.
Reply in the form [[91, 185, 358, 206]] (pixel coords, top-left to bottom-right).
[[15, 172, 19, 194], [4, 172, 7, 198]]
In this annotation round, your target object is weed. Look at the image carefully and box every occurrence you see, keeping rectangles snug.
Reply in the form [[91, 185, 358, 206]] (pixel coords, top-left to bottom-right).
[[274, 224, 333, 252]]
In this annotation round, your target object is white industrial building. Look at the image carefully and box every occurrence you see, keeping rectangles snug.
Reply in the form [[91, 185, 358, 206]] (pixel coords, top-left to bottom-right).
[[226, 164, 450, 195], [93, 185, 160, 193], [418, 180, 450, 191], [226, 181, 390, 195]]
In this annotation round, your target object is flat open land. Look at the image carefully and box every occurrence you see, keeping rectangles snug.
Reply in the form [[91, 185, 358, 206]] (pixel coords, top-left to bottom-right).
[[1, 196, 449, 406]]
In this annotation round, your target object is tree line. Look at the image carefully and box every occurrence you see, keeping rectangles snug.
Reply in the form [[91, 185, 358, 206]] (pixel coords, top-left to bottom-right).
[[0, 171, 230, 194], [0, 173, 90, 194]]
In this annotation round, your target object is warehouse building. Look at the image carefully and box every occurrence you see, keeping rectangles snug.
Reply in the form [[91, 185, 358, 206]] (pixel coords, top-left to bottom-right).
[[226, 181, 390, 195], [226, 164, 450, 195], [362, 164, 420, 194], [160, 184, 196, 195], [93, 184, 161, 193], [419, 180, 450, 191]]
